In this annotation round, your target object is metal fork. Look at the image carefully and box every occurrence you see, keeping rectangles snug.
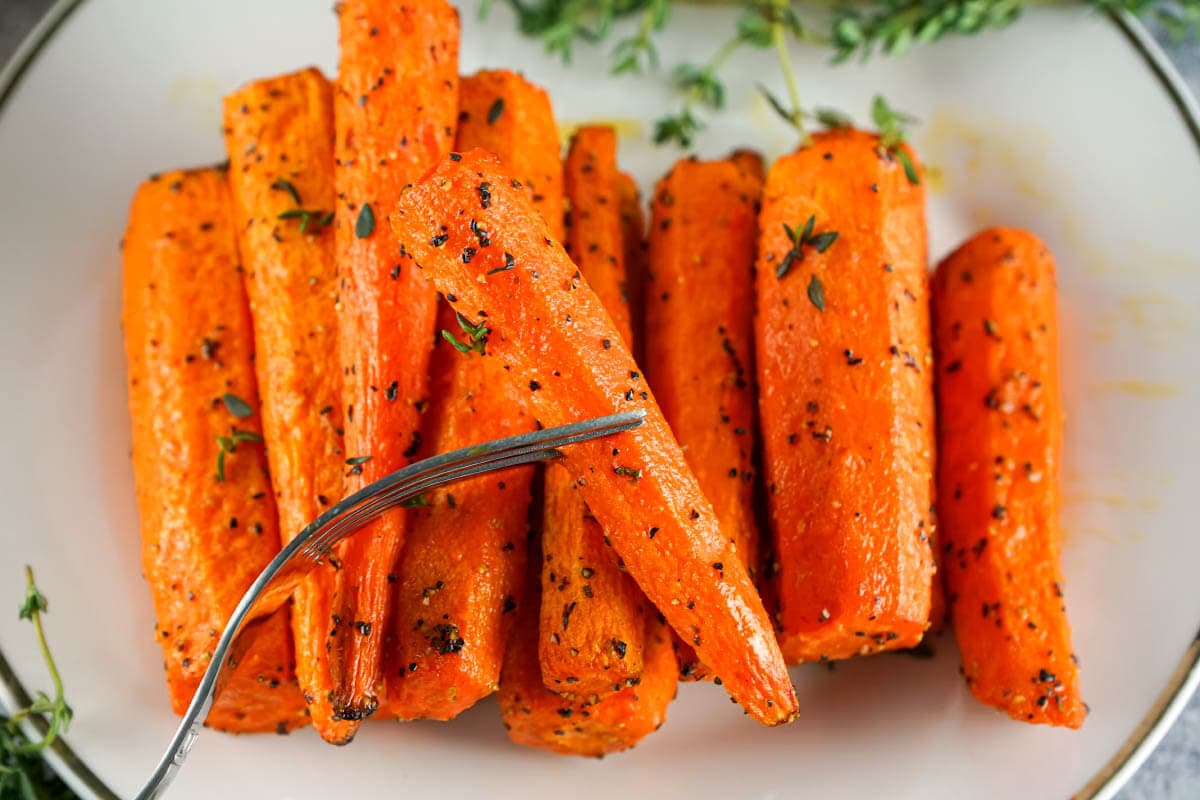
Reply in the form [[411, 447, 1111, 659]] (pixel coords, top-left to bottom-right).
[[135, 409, 645, 800]]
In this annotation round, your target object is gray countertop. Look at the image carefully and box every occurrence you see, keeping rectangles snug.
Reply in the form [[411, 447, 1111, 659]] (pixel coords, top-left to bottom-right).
[[0, 1, 1197, 798]]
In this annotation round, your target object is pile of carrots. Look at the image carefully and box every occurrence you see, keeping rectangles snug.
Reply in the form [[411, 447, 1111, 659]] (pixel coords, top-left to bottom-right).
[[120, 0, 1085, 756]]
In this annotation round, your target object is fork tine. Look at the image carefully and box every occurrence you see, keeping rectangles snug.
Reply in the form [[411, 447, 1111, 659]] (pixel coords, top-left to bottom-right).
[[297, 409, 644, 559], [305, 447, 564, 557]]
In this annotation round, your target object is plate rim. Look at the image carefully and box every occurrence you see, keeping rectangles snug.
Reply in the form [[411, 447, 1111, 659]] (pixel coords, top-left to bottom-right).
[[0, 2, 1196, 798]]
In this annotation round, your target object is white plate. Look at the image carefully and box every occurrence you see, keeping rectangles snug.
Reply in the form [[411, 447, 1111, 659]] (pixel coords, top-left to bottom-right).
[[1, 1, 1198, 798]]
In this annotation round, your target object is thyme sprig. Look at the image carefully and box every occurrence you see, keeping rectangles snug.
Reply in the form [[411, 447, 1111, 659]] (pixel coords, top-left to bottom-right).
[[441, 312, 491, 356], [272, 178, 333, 234], [491, 0, 1199, 147], [1, 567, 76, 799]]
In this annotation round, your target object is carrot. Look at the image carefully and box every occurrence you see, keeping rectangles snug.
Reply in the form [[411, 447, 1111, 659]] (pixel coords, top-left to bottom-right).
[[383, 70, 558, 720], [539, 466, 647, 695], [932, 228, 1084, 728], [730, 148, 766, 184], [122, 167, 307, 734], [221, 68, 357, 743], [498, 538, 677, 756], [645, 153, 764, 680], [755, 129, 936, 663], [330, 0, 460, 720], [617, 171, 647, 353], [538, 127, 645, 698], [383, 302, 535, 719], [391, 148, 797, 725], [563, 127, 634, 346], [456, 69, 564, 240]]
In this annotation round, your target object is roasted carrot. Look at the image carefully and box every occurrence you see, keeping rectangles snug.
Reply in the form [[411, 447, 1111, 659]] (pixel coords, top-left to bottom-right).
[[498, 538, 677, 756], [755, 129, 936, 663], [563, 127, 634, 346], [456, 69, 564, 240], [122, 167, 307, 733], [730, 148, 766, 184], [384, 71, 558, 719], [539, 127, 645, 698], [222, 68, 357, 744], [540, 466, 647, 695], [391, 149, 798, 725], [330, 0, 460, 719], [645, 153, 764, 680], [933, 228, 1084, 728], [384, 302, 535, 719], [617, 171, 647, 353]]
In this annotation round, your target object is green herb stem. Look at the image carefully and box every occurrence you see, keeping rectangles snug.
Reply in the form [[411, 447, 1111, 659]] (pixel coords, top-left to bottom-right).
[[769, 0, 806, 142], [19, 572, 65, 754], [8, 567, 72, 757]]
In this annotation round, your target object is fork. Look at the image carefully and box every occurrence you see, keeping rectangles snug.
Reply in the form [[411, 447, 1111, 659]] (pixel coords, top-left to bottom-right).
[[135, 409, 645, 800]]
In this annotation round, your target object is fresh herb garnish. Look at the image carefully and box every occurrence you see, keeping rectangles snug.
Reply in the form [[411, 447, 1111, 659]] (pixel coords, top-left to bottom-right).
[[278, 207, 334, 234], [493, 0, 1200, 143], [345, 455, 373, 466], [1, 567, 76, 800], [497, 0, 1192, 149], [777, 214, 839, 279], [401, 494, 432, 508], [214, 429, 264, 482], [270, 178, 302, 206], [274, 178, 333, 234], [441, 312, 490, 356], [487, 97, 506, 124], [355, 203, 376, 238], [221, 392, 253, 419], [871, 94, 920, 184], [830, 0, 1024, 63], [807, 274, 826, 311], [612, 0, 669, 74]]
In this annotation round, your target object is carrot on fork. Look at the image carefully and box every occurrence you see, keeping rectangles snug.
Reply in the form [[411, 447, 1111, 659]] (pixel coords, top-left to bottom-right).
[[391, 148, 797, 726], [645, 153, 765, 680], [222, 68, 357, 744], [539, 127, 646, 699], [384, 68, 558, 721], [754, 128, 937, 664], [122, 167, 307, 734], [933, 228, 1084, 728], [330, 0, 460, 720]]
